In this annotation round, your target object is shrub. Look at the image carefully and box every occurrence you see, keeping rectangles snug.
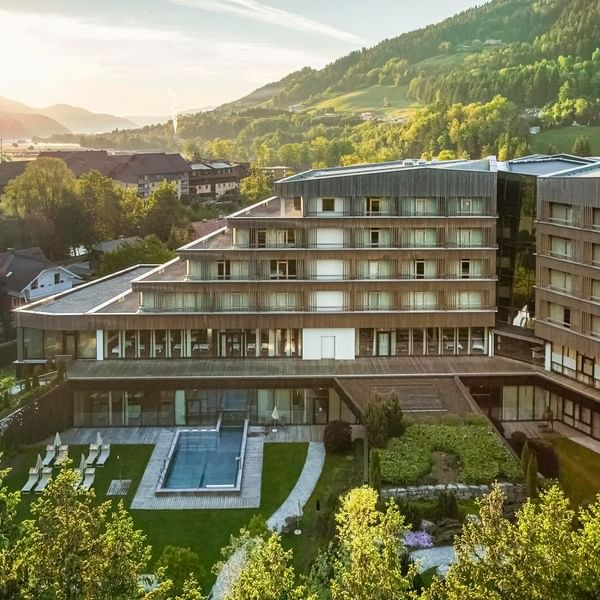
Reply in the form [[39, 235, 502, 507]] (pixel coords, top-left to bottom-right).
[[246, 514, 268, 538], [489, 415, 504, 437], [510, 431, 527, 456], [529, 439, 559, 478], [364, 394, 405, 448], [156, 545, 205, 595], [395, 500, 422, 530], [463, 414, 489, 426], [521, 441, 531, 472], [379, 423, 523, 485], [436, 491, 459, 521], [369, 450, 382, 491], [323, 420, 352, 454], [316, 493, 338, 538]]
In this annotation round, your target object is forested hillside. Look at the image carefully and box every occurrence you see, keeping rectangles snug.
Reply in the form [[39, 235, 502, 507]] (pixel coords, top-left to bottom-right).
[[47, 0, 600, 167]]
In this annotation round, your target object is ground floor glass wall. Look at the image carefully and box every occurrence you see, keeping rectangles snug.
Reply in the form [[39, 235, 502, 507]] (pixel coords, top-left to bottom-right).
[[73, 387, 356, 427], [551, 343, 600, 390]]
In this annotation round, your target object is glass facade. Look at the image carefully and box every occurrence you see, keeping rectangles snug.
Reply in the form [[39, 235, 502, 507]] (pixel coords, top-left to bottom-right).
[[496, 173, 537, 326], [73, 387, 358, 428]]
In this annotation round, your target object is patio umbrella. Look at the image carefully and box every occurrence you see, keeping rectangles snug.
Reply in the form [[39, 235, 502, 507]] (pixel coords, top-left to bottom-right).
[[54, 432, 62, 448], [271, 406, 279, 422], [35, 453, 42, 472], [96, 431, 103, 447]]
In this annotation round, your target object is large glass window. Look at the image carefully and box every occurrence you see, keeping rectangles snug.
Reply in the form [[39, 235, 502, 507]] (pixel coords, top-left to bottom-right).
[[396, 329, 409, 356], [154, 330, 167, 357], [170, 330, 183, 358], [43, 330, 62, 359], [426, 328, 439, 355], [191, 329, 212, 357], [105, 330, 120, 359], [78, 331, 96, 359], [139, 330, 151, 358], [23, 328, 44, 359], [124, 330, 137, 358], [412, 328, 425, 355]]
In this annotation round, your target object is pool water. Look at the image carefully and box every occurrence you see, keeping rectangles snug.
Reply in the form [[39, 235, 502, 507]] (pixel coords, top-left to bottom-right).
[[164, 427, 244, 489]]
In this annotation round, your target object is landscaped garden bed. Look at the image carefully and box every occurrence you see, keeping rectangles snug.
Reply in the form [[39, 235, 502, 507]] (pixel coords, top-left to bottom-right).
[[379, 421, 523, 486]]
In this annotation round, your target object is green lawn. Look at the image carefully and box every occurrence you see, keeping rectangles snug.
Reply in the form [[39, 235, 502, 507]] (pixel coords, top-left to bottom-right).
[[530, 125, 600, 155], [2, 441, 309, 590], [308, 84, 418, 118], [284, 441, 364, 575], [544, 437, 600, 507]]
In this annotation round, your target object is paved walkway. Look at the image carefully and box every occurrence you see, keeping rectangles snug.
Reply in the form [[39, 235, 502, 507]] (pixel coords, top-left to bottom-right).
[[43, 427, 166, 445], [131, 434, 264, 510], [267, 441, 325, 531]]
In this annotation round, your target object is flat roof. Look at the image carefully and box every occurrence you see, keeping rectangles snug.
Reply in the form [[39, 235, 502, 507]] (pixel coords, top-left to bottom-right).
[[499, 154, 599, 177], [16, 266, 154, 315]]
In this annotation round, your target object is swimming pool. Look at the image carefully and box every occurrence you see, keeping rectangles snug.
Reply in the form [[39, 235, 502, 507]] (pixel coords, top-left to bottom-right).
[[158, 424, 247, 493]]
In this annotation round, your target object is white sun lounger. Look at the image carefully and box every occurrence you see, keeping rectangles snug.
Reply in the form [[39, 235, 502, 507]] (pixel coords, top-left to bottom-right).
[[96, 444, 111, 467], [42, 444, 56, 467], [55, 445, 69, 466], [21, 467, 40, 493], [34, 467, 53, 493], [80, 468, 95, 491], [85, 444, 100, 466]]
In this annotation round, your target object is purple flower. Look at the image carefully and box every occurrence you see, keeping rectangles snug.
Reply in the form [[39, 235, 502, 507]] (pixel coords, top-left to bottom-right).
[[403, 531, 433, 549]]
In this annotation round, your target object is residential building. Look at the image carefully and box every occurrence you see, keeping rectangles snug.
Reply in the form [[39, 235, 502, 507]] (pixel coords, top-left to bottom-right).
[[188, 159, 249, 199], [0, 248, 81, 308], [88, 236, 141, 273]]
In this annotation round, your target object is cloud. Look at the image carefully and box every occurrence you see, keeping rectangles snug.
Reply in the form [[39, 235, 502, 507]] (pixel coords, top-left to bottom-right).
[[167, 0, 364, 44]]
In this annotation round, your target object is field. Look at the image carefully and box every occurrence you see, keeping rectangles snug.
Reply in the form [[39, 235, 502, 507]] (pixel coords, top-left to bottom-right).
[[307, 84, 418, 118], [2, 442, 309, 590], [530, 125, 600, 155]]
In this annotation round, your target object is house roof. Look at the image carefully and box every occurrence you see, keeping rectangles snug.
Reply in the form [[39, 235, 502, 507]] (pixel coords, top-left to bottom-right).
[[0, 247, 50, 293], [188, 219, 226, 240], [498, 154, 599, 177], [108, 153, 191, 183], [0, 160, 28, 190], [93, 236, 140, 254]]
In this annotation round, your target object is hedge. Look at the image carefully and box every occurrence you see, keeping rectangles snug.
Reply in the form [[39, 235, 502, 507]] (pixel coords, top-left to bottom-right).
[[379, 423, 523, 485]]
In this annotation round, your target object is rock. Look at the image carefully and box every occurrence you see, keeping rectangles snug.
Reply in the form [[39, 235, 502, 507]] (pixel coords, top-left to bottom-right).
[[420, 519, 436, 533]]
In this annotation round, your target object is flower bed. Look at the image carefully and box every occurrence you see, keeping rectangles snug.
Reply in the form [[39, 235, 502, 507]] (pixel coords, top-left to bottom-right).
[[379, 423, 522, 485]]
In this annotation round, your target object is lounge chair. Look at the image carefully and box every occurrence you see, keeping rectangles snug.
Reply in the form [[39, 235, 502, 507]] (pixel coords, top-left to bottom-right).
[[21, 467, 40, 493], [96, 444, 111, 467], [85, 444, 100, 466], [34, 467, 53, 493], [80, 467, 95, 491], [42, 444, 56, 467], [55, 445, 69, 466]]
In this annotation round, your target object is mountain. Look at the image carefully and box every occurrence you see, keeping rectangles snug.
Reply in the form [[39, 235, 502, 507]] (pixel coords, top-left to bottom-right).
[[0, 112, 70, 139], [0, 97, 136, 136], [40, 0, 600, 162]]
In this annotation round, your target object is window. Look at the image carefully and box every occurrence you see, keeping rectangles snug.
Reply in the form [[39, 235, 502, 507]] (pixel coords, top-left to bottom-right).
[[549, 303, 570, 327], [256, 229, 266, 248], [31, 279, 38, 290], [593, 281, 600, 301], [54, 273, 60, 285], [217, 260, 230, 280], [594, 244, 600, 265], [414, 229, 426, 247], [270, 260, 296, 279], [564, 307, 571, 328], [549, 202, 573, 224], [276, 229, 295, 246], [370, 229, 380, 247], [368, 292, 381, 309], [414, 260, 425, 279], [550, 236, 572, 259], [293, 196, 302, 211], [592, 316, 600, 338], [460, 198, 472, 214], [415, 198, 427, 215], [461, 260, 470, 279], [458, 229, 483, 247], [366, 197, 381, 215], [231, 293, 242, 310], [322, 198, 335, 212], [550, 269, 571, 293]]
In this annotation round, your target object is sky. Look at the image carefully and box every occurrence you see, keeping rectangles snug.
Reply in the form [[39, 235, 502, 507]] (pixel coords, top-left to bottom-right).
[[0, 0, 483, 116]]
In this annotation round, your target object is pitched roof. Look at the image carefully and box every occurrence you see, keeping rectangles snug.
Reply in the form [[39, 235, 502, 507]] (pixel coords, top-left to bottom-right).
[[0, 247, 50, 294], [107, 153, 191, 183], [188, 218, 226, 240], [93, 236, 141, 254]]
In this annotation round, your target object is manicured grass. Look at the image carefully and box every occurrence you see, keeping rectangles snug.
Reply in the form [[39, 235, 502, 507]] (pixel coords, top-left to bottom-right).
[[530, 125, 600, 155], [308, 84, 418, 118], [284, 440, 364, 575], [544, 436, 600, 507], [2, 441, 308, 591]]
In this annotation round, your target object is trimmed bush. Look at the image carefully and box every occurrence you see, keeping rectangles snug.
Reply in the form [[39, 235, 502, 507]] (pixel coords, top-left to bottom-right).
[[526, 453, 539, 498], [521, 441, 531, 472], [156, 545, 205, 594], [436, 490, 459, 521], [529, 438, 559, 478], [379, 423, 523, 485], [323, 420, 352, 454], [369, 449, 382, 491]]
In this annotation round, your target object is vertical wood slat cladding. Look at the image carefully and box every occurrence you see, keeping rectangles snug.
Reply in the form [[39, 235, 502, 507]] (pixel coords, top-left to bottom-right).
[[538, 177, 600, 208], [274, 167, 497, 204]]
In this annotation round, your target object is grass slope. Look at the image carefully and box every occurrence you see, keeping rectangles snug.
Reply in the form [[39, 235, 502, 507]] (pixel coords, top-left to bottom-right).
[[2, 441, 309, 590], [308, 84, 417, 118], [530, 126, 600, 155]]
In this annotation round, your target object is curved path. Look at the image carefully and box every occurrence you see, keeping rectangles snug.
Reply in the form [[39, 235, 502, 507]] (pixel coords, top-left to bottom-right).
[[211, 441, 325, 599]]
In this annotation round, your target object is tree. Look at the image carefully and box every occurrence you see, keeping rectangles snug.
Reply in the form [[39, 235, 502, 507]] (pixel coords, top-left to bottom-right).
[[364, 394, 405, 448], [0, 455, 21, 599], [328, 486, 415, 600], [142, 181, 187, 241], [526, 453, 538, 499], [425, 484, 600, 600], [13, 465, 150, 600], [572, 135, 592, 156], [240, 167, 273, 205], [156, 546, 205, 596], [369, 451, 382, 492], [520, 440, 531, 472], [98, 235, 176, 276]]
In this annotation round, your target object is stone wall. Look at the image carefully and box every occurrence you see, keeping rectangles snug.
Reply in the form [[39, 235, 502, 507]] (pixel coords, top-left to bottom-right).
[[382, 481, 525, 503]]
